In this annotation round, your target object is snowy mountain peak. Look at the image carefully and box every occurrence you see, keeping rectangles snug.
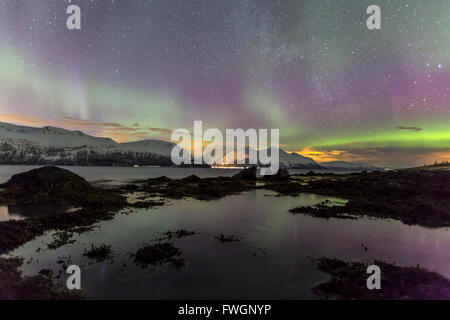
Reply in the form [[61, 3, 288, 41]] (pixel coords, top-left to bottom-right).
[[0, 121, 116, 147]]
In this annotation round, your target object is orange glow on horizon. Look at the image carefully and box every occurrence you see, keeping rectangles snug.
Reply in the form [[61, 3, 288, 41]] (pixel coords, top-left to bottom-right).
[[0, 114, 172, 143], [286, 147, 356, 163], [1, 114, 449, 168]]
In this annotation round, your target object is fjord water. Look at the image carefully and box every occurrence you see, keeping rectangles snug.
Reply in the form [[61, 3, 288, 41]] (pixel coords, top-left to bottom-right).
[[0, 165, 243, 185], [1, 166, 449, 299], [0, 165, 333, 221], [0, 165, 342, 185]]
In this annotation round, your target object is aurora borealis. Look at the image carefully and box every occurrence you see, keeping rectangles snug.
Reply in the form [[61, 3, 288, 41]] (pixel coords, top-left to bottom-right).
[[0, 0, 449, 168]]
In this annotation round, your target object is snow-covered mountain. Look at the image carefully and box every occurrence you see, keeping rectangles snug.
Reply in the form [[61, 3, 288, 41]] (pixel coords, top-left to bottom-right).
[[320, 161, 382, 171], [221, 147, 325, 169], [0, 122, 176, 166], [278, 149, 325, 169], [2, 121, 373, 170], [0, 122, 115, 147], [117, 139, 174, 157], [0, 136, 174, 166]]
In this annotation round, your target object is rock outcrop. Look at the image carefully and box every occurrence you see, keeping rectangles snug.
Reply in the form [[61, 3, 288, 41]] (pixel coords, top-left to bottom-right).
[[0, 166, 124, 207], [232, 167, 257, 180]]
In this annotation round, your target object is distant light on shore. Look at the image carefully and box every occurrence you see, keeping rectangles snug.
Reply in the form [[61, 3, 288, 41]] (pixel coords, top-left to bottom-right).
[[212, 166, 246, 169]]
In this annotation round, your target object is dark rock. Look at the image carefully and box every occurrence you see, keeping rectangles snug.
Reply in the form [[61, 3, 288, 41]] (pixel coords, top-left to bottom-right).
[[145, 176, 172, 185], [182, 175, 201, 182], [0, 166, 125, 207], [121, 184, 140, 191], [215, 234, 242, 242], [313, 257, 450, 300], [144, 176, 251, 201], [289, 170, 450, 228], [163, 230, 196, 239], [262, 168, 290, 181], [129, 200, 165, 208], [232, 167, 257, 180], [0, 256, 84, 299], [1, 166, 92, 197], [0, 207, 118, 255]]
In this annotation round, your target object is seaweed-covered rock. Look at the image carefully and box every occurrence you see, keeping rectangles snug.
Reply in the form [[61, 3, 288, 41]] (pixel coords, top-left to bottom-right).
[[182, 175, 201, 182], [290, 170, 450, 227], [232, 167, 257, 180], [215, 234, 242, 243], [0, 166, 125, 207], [313, 257, 450, 300], [134, 242, 181, 265], [262, 168, 290, 181], [163, 230, 196, 239], [0, 257, 83, 299], [145, 176, 172, 185]]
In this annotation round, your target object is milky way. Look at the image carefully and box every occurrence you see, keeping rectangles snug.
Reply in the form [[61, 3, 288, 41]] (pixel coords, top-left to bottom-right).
[[0, 0, 449, 167]]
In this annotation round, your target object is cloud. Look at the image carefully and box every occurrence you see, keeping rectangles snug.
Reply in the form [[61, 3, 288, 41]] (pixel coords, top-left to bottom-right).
[[397, 126, 423, 132], [0, 114, 173, 142], [297, 145, 450, 168], [287, 147, 353, 163]]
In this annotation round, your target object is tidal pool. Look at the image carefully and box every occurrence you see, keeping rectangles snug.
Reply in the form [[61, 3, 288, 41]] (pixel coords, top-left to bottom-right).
[[5, 189, 449, 299]]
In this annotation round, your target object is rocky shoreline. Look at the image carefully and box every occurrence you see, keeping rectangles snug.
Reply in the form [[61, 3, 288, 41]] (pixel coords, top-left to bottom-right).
[[0, 166, 449, 299], [312, 257, 450, 300]]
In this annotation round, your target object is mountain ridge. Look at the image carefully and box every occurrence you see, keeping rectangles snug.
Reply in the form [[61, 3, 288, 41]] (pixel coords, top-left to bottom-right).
[[319, 160, 382, 171], [0, 121, 116, 147], [0, 121, 379, 170]]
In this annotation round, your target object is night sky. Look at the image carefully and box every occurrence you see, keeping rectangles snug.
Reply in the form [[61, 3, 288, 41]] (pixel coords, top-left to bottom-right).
[[0, 0, 449, 167]]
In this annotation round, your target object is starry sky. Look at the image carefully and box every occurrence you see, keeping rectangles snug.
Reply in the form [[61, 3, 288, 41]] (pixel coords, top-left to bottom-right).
[[0, 0, 449, 168]]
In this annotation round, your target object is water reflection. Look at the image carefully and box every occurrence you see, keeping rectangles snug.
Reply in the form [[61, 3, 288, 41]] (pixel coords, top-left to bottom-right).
[[0, 203, 73, 221], [0, 165, 346, 185], [7, 190, 449, 299], [0, 206, 25, 221]]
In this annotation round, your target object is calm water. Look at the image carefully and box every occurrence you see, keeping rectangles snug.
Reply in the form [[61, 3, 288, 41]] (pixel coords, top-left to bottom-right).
[[3, 189, 449, 299], [0, 165, 449, 299], [0, 165, 242, 185], [0, 165, 342, 185], [0, 166, 244, 221], [0, 165, 337, 221]]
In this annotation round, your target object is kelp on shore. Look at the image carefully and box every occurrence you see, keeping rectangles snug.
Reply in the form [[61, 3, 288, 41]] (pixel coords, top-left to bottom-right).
[[312, 257, 450, 300]]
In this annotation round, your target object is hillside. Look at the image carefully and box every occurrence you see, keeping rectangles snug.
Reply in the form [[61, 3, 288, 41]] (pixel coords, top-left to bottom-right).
[[0, 122, 175, 166], [0, 121, 379, 170], [320, 161, 382, 171], [0, 122, 115, 147]]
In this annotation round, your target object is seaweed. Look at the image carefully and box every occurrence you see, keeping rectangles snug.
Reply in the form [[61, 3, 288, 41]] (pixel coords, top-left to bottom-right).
[[0, 256, 84, 300], [47, 230, 76, 250], [134, 242, 183, 268], [83, 244, 114, 262], [215, 234, 243, 243], [312, 257, 450, 300], [289, 170, 450, 228], [163, 229, 197, 239]]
